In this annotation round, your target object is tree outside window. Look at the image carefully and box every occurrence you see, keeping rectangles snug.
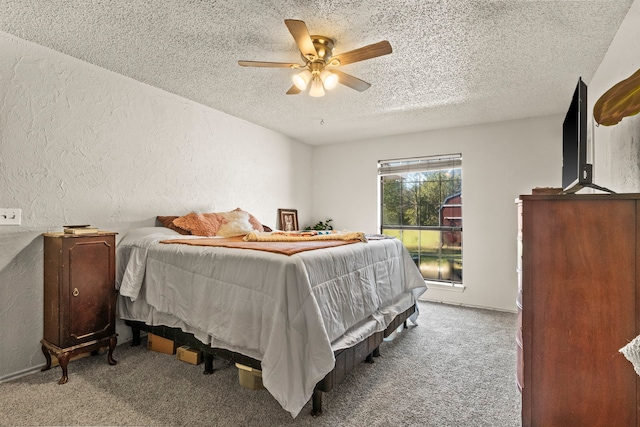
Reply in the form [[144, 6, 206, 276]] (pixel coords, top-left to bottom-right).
[[379, 154, 462, 284]]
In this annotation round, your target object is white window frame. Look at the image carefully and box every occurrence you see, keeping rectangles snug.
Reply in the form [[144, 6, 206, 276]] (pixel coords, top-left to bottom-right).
[[378, 153, 463, 289]]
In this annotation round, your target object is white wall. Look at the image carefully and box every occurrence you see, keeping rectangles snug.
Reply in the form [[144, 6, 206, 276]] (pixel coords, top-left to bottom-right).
[[0, 32, 312, 380], [590, 0, 640, 192], [311, 116, 561, 311]]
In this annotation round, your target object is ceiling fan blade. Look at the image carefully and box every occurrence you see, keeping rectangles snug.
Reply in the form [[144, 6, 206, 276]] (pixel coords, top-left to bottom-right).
[[331, 70, 371, 92], [286, 85, 302, 95], [284, 19, 318, 60], [331, 40, 392, 66], [238, 60, 302, 68]]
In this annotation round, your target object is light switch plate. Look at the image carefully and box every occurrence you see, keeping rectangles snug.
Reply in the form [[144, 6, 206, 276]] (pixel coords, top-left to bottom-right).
[[0, 209, 21, 225]]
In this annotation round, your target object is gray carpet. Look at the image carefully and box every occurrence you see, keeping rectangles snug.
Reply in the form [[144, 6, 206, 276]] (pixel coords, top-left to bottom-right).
[[0, 302, 521, 426]]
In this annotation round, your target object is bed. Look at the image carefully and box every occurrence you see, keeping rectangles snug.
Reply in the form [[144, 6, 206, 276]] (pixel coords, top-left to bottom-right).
[[115, 226, 427, 418]]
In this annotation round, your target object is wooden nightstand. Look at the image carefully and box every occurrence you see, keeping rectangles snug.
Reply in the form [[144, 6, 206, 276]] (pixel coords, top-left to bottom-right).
[[41, 231, 118, 384]]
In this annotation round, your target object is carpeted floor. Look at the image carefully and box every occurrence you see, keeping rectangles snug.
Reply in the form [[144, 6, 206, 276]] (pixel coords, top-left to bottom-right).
[[0, 301, 521, 426]]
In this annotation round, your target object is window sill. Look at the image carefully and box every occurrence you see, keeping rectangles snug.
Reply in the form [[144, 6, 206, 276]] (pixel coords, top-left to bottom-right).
[[424, 280, 465, 292]]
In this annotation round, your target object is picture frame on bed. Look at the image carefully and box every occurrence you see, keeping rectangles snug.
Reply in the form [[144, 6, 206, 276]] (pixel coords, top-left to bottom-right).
[[278, 209, 298, 231]]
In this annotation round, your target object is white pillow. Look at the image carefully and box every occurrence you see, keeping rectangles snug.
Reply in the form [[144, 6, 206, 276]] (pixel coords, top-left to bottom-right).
[[118, 227, 180, 245], [216, 210, 254, 237]]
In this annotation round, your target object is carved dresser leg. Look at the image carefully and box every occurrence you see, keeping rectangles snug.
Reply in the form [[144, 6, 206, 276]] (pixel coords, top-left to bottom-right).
[[41, 343, 52, 372], [108, 335, 118, 365], [57, 352, 70, 385]]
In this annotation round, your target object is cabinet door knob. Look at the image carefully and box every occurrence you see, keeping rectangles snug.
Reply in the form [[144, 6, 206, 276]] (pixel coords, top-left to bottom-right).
[[72, 288, 79, 297]]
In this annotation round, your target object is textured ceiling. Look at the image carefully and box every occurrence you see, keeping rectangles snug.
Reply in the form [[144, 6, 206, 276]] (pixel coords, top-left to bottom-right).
[[0, 0, 634, 145]]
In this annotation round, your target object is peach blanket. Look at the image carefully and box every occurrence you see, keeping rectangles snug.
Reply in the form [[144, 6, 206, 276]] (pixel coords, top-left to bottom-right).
[[159, 235, 362, 256]]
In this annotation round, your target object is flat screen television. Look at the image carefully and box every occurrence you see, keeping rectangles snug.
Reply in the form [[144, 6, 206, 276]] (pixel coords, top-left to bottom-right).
[[562, 77, 591, 193]]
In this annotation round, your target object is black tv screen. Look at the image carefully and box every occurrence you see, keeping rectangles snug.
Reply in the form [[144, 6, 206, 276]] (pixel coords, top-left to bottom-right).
[[562, 77, 591, 192]]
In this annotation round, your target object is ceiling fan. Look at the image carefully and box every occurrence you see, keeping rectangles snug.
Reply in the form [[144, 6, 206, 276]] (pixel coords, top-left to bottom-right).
[[238, 19, 392, 97]]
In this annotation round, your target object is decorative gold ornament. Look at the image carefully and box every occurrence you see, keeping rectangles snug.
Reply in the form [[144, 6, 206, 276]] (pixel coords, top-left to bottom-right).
[[594, 68, 640, 126]]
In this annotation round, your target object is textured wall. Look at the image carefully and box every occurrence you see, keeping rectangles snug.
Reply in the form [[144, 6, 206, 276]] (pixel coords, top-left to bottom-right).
[[311, 115, 561, 312], [590, 0, 640, 192], [0, 32, 312, 380]]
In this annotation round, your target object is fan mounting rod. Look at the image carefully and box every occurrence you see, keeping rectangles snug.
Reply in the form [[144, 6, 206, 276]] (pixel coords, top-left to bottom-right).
[[305, 35, 338, 65]]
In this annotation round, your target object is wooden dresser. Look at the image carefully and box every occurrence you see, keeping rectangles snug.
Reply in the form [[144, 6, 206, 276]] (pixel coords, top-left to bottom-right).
[[518, 193, 640, 426], [41, 232, 118, 384]]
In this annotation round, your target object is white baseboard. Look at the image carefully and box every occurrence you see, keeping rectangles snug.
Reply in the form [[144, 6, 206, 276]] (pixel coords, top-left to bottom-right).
[[419, 297, 518, 314], [0, 365, 43, 383]]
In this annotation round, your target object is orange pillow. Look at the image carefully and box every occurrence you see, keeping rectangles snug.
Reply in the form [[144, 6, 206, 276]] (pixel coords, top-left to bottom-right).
[[173, 212, 223, 236], [170, 209, 265, 237]]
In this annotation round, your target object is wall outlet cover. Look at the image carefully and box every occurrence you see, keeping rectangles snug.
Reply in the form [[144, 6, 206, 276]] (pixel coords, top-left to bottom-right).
[[0, 209, 21, 225]]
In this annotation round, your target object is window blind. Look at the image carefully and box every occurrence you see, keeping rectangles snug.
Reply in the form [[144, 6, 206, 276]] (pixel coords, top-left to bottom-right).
[[378, 153, 462, 176]]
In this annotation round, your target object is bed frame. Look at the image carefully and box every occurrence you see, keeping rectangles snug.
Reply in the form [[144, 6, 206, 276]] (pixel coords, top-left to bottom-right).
[[126, 304, 415, 416]]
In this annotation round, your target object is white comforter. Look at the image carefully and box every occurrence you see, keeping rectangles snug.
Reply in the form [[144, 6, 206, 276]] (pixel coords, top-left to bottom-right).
[[116, 227, 426, 417]]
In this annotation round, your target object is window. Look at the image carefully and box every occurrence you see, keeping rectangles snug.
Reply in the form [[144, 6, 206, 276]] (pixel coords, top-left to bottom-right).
[[378, 154, 462, 284]]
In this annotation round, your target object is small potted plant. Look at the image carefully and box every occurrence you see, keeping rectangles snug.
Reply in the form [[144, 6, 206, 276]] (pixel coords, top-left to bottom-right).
[[304, 219, 333, 231]]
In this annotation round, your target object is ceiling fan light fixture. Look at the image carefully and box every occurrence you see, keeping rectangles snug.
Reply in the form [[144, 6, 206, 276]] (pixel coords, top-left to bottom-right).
[[309, 78, 325, 97], [320, 69, 339, 90], [293, 70, 312, 90], [239, 20, 393, 97]]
